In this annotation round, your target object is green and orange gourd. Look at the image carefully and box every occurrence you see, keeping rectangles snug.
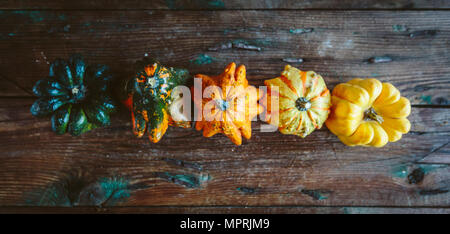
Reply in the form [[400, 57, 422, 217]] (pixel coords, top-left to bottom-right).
[[120, 57, 191, 143]]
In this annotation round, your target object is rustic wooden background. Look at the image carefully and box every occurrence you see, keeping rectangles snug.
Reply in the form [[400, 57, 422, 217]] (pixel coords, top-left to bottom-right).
[[0, 0, 449, 214]]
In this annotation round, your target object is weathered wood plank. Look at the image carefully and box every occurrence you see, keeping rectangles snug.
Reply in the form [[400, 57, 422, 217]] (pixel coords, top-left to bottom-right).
[[0, 206, 449, 214], [0, 99, 448, 207], [1, 0, 450, 10], [0, 9, 448, 211], [0, 11, 448, 105]]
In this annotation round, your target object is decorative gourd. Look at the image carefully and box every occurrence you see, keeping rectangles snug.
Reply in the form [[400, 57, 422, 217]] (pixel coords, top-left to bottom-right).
[[262, 65, 331, 137], [193, 62, 263, 145], [30, 54, 116, 136], [325, 78, 411, 147], [120, 57, 191, 143]]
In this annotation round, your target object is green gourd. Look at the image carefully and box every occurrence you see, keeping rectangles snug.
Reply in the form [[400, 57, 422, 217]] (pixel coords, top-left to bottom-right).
[[30, 54, 117, 136], [120, 57, 191, 143]]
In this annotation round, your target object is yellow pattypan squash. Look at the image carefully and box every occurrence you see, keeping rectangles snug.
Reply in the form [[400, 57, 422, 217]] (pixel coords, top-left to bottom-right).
[[325, 78, 411, 147], [263, 65, 331, 137]]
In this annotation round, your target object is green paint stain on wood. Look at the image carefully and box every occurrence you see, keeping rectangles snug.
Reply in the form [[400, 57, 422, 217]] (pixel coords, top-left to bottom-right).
[[63, 25, 71, 32], [209, 39, 273, 52], [0, 11, 68, 25], [156, 172, 211, 188], [237, 187, 256, 194], [58, 14, 67, 21], [238, 39, 272, 46], [420, 95, 432, 104], [97, 177, 131, 206], [391, 165, 409, 178], [207, 0, 225, 8], [392, 25, 409, 32], [289, 28, 314, 34], [231, 39, 271, 50], [190, 54, 215, 65], [83, 22, 95, 32], [28, 185, 72, 206], [392, 164, 446, 184], [25, 174, 133, 206], [409, 30, 439, 38], [165, 0, 224, 9], [12, 11, 45, 23], [300, 189, 330, 200], [367, 56, 393, 63]]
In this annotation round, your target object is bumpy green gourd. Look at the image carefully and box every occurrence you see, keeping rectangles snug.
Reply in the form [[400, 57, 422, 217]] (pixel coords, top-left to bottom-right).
[[120, 57, 191, 143], [30, 54, 117, 136]]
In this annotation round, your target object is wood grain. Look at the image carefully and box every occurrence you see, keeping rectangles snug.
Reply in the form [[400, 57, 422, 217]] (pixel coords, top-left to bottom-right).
[[0, 11, 448, 105], [1, 0, 450, 10], [0, 99, 448, 207], [0, 8, 449, 213]]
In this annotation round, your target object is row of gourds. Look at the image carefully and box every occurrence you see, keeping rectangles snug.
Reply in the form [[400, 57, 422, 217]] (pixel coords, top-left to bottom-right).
[[30, 54, 411, 147]]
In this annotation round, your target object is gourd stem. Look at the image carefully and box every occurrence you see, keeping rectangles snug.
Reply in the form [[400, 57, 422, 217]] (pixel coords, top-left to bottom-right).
[[364, 107, 383, 123], [216, 99, 229, 111], [70, 85, 86, 103], [71, 87, 79, 95], [296, 97, 311, 111]]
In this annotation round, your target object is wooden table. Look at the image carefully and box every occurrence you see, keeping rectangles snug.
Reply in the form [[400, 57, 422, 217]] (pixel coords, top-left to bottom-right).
[[0, 0, 449, 214]]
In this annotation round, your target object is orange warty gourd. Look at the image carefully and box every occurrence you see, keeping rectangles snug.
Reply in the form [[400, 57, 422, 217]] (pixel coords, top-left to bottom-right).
[[325, 78, 411, 147], [193, 62, 263, 145]]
